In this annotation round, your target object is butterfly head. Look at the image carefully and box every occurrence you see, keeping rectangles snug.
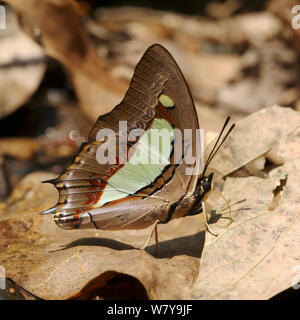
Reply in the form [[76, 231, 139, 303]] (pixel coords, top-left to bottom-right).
[[187, 172, 214, 216], [187, 117, 235, 217], [199, 172, 214, 195], [194, 172, 214, 202], [192, 117, 235, 203]]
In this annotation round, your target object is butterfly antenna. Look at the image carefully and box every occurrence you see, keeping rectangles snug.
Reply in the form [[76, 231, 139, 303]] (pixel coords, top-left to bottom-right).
[[202, 117, 230, 176], [202, 117, 235, 176], [204, 123, 235, 174]]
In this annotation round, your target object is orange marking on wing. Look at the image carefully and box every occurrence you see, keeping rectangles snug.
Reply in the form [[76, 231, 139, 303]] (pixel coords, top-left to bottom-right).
[[102, 195, 141, 207], [95, 173, 108, 179], [60, 172, 67, 180], [88, 179, 101, 191], [155, 103, 176, 126], [54, 208, 82, 229], [72, 210, 82, 227], [83, 193, 96, 206]]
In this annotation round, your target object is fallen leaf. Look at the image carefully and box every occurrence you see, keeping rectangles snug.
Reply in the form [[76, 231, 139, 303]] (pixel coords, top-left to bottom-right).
[[0, 171, 205, 300], [191, 158, 300, 299], [0, 31, 46, 119], [205, 105, 300, 178], [0, 138, 40, 160], [191, 105, 300, 299], [4, 0, 127, 121], [1, 105, 300, 300], [267, 125, 300, 164], [217, 41, 298, 114]]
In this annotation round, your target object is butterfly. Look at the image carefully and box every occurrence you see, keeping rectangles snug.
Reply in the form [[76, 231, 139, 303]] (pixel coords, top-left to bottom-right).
[[40, 44, 234, 249]]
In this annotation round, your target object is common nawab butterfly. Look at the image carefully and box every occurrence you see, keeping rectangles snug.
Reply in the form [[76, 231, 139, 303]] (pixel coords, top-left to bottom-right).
[[41, 44, 235, 248]]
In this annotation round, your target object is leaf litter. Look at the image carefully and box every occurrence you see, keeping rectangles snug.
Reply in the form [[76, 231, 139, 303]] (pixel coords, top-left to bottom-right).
[[1, 1, 300, 300], [192, 106, 300, 299], [0, 106, 299, 299]]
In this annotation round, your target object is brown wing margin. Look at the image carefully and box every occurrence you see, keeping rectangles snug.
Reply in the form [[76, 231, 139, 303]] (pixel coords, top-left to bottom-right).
[[88, 44, 199, 140]]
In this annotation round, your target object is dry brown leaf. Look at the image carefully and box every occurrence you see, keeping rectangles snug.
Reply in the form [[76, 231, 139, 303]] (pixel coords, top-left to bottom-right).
[[0, 138, 40, 160], [233, 12, 282, 44], [191, 105, 300, 299], [0, 31, 46, 119], [94, 7, 282, 46], [4, 0, 127, 121], [217, 41, 298, 114], [268, 0, 300, 51], [191, 158, 300, 299], [187, 51, 242, 104], [205, 105, 300, 178], [267, 125, 300, 164], [1, 106, 299, 300]]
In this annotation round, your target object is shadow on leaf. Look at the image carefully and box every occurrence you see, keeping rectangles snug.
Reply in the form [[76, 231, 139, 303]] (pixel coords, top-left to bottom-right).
[[51, 231, 206, 259]]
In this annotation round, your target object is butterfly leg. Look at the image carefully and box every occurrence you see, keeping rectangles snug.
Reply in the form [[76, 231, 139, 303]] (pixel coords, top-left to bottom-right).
[[139, 219, 159, 250], [201, 201, 218, 237]]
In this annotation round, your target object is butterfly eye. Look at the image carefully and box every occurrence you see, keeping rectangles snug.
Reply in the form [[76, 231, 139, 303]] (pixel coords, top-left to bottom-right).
[[202, 179, 212, 193]]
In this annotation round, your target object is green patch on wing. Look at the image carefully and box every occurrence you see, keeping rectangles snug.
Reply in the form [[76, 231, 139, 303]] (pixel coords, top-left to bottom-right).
[[159, 94, 175, 108], [96, 118, 174, 206]]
